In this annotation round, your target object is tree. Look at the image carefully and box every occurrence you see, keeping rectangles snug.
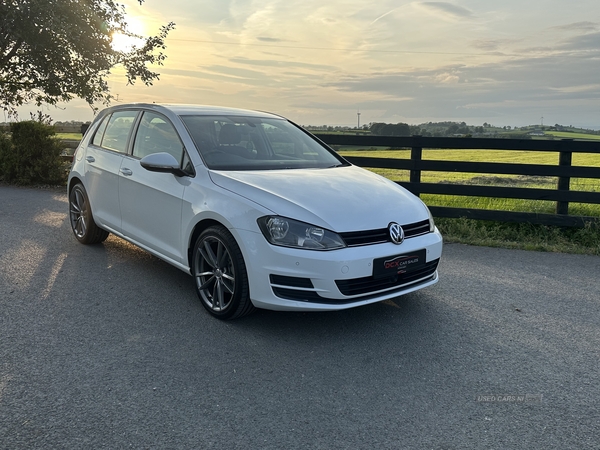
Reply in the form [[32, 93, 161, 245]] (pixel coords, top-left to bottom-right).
[[0, 120, 66, 185], [446, 123, 459, 135], [0, 0, 175, 116], [369, 122, 410, 136]]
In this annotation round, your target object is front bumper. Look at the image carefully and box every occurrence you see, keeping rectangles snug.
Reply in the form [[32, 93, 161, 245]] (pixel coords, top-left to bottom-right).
[[233, 227, 443, 311]]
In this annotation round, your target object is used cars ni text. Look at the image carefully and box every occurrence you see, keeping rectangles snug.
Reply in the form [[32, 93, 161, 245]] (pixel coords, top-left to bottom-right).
[[68, 104, 443, 319]]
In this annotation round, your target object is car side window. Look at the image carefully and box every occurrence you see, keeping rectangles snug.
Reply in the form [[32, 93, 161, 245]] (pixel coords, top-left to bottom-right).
[[100, 110, 138, 153], [133, 112, 184, 163], [91, 114, 110, 147]]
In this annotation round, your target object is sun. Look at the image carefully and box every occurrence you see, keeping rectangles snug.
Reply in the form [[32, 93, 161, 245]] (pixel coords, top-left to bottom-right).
[[111, 16, 146, 52]]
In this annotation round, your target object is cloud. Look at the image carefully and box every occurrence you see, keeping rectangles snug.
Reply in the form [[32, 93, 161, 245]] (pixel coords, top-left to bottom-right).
[[229, 57, 336, 72], [370, 8, 399, 25], [256, 37, 288, 43], [551, 21, 598, 32], [471, 39, 502, 51], [320, 50, 600, 125], [548, 84, 600, 94], [419, 2, 474, 19], [159, 67, 274, 88], [559, 31, 600, 51], [435, 72, 460, 84]]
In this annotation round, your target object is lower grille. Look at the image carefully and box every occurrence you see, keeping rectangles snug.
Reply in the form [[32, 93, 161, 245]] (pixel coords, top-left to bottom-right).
[[269, 274, 313, 288], [272, 287, 323, 302], [269, 258, 439, 303], [336, 259, 440, 296], [270, 274, 320, 302]]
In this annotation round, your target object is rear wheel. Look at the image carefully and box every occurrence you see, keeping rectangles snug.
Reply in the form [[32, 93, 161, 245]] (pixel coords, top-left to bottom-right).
[[69, 183, 109, 244], [192, 226, 254, 320]]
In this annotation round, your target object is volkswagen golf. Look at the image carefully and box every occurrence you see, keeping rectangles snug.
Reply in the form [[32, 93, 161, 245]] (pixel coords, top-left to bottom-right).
[[68, 104, 443, 319]]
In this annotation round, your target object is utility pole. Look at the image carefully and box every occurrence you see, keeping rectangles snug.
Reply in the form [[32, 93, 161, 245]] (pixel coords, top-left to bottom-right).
[[357, 110, 361, 129]]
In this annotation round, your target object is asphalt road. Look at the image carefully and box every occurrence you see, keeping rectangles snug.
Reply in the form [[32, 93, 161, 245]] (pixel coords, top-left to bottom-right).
[[1, 185, 599, 449]]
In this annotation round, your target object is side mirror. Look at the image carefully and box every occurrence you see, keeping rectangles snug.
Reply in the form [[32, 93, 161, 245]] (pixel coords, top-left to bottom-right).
[[140, 152, 186, 177]]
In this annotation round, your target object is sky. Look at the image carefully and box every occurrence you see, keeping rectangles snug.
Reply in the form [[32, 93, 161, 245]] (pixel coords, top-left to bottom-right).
[[13, 0, 600, 128]]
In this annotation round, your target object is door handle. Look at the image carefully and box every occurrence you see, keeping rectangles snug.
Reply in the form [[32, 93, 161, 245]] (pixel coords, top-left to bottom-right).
[[120, 168, 133, 176], [85, 156, 95, 163]]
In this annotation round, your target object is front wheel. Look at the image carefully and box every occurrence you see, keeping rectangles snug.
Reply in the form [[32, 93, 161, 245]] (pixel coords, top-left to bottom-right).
[[69, 183, 109, 244], [192, 226, 255, 320]]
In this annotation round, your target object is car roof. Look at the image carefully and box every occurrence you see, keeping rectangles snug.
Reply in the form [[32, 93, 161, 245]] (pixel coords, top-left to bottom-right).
[[104, 103, 284, 119]]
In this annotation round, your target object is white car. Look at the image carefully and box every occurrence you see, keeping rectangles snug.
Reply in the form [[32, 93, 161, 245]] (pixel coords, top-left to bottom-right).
[[68, 104, 443, 319]]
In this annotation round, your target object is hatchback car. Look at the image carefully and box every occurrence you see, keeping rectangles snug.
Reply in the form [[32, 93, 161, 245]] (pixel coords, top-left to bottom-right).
[[68, 104, 443, 319]]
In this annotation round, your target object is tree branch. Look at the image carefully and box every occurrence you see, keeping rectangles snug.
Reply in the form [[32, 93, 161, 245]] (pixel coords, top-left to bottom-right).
[[0, 38, 23, 67]]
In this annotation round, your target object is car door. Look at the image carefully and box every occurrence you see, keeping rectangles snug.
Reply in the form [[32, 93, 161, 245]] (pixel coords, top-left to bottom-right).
[[84, 110, 139, 233], [118, 111, 190, 264]]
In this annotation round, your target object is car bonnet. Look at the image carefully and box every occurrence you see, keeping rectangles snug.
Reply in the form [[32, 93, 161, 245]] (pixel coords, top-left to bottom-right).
[[208, 165, 429, 232]]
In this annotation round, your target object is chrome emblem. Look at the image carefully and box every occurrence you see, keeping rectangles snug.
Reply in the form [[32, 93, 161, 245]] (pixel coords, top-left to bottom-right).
[[389, 223, 404, 245]]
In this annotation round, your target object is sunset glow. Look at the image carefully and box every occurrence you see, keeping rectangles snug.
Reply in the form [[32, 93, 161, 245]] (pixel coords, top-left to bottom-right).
[[17, 0, 600, 129], [110, 16, 145, 52]]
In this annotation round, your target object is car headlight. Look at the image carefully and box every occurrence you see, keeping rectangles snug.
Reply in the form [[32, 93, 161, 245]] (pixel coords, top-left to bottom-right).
[[257, 216, 346, 250], [426, 205, 435, 233]]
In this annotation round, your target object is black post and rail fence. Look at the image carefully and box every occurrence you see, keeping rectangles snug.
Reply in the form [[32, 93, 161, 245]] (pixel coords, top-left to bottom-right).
[[314, 134, 600, 228], [58, 131, 600, 228]]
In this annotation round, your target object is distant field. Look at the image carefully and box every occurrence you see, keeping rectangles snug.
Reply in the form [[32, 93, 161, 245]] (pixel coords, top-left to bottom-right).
[[339, 148, 600, 168], [56, 132, 82, 139], [545, 131, 600, 140], [339, 148, 600, 217]]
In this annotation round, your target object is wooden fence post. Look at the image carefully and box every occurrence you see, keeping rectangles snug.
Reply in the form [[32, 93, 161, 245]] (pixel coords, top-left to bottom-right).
[[556, 139, 573, 215], [410, 135, 423, 197]]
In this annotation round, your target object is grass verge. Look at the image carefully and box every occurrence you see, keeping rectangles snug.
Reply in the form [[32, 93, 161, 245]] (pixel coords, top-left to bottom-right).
[[436, 218, 600, 256]]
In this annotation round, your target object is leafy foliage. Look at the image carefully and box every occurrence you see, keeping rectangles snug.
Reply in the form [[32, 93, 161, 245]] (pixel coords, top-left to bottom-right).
[[0, 121, 67, 185], [0, 0, 174, 115], [369, 122, 411, 136]]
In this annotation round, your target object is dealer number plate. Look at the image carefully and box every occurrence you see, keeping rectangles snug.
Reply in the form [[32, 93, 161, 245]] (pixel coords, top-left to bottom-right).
[[373, 249, 426, 279]]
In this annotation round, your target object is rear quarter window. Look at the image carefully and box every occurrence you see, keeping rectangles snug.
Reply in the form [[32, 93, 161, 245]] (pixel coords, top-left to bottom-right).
[[92, 115, 110, 147]]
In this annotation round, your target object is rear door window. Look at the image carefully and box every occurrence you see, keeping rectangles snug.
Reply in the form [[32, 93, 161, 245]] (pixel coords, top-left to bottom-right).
[[98, 110, 138, 153]]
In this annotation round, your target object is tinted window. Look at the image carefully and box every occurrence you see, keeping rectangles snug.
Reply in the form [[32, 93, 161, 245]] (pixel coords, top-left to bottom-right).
[[181, 115, 346, 171], [133, 112, 183, 162], [100, 110, 138, 153]]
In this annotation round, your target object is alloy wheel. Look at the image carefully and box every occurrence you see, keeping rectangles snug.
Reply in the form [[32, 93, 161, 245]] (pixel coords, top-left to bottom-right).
[[194, 235, 236, 312], [69, 187, 88, 239]]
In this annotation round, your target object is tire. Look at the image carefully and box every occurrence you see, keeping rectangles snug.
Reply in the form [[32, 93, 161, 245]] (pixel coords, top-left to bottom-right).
[[192, 225, 255, 320], [69, 183, 109, 244]]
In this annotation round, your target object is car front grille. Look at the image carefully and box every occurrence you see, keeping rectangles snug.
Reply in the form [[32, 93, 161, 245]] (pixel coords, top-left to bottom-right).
[[335, 258, 440, 296], [339, 219, 431, 247], [403, 220, 431, 238]]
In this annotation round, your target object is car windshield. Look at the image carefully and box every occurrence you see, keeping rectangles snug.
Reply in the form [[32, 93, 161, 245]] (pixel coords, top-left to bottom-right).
[[180, 115, 348, 171]]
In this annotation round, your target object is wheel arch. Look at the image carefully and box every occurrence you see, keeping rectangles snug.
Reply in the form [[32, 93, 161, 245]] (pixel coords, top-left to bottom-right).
[[67, 176, 83, 194], [187, 218, 226, 270]]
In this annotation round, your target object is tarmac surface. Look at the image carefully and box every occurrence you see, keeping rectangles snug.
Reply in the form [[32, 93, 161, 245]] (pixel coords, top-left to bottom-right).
[[1, 185, 599, 449]]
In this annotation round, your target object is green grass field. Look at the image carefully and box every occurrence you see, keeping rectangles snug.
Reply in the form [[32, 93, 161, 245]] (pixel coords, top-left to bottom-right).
[[545, 131, 600, 140], [339, 148, 600, 218], [56, 132, 83, 140]]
